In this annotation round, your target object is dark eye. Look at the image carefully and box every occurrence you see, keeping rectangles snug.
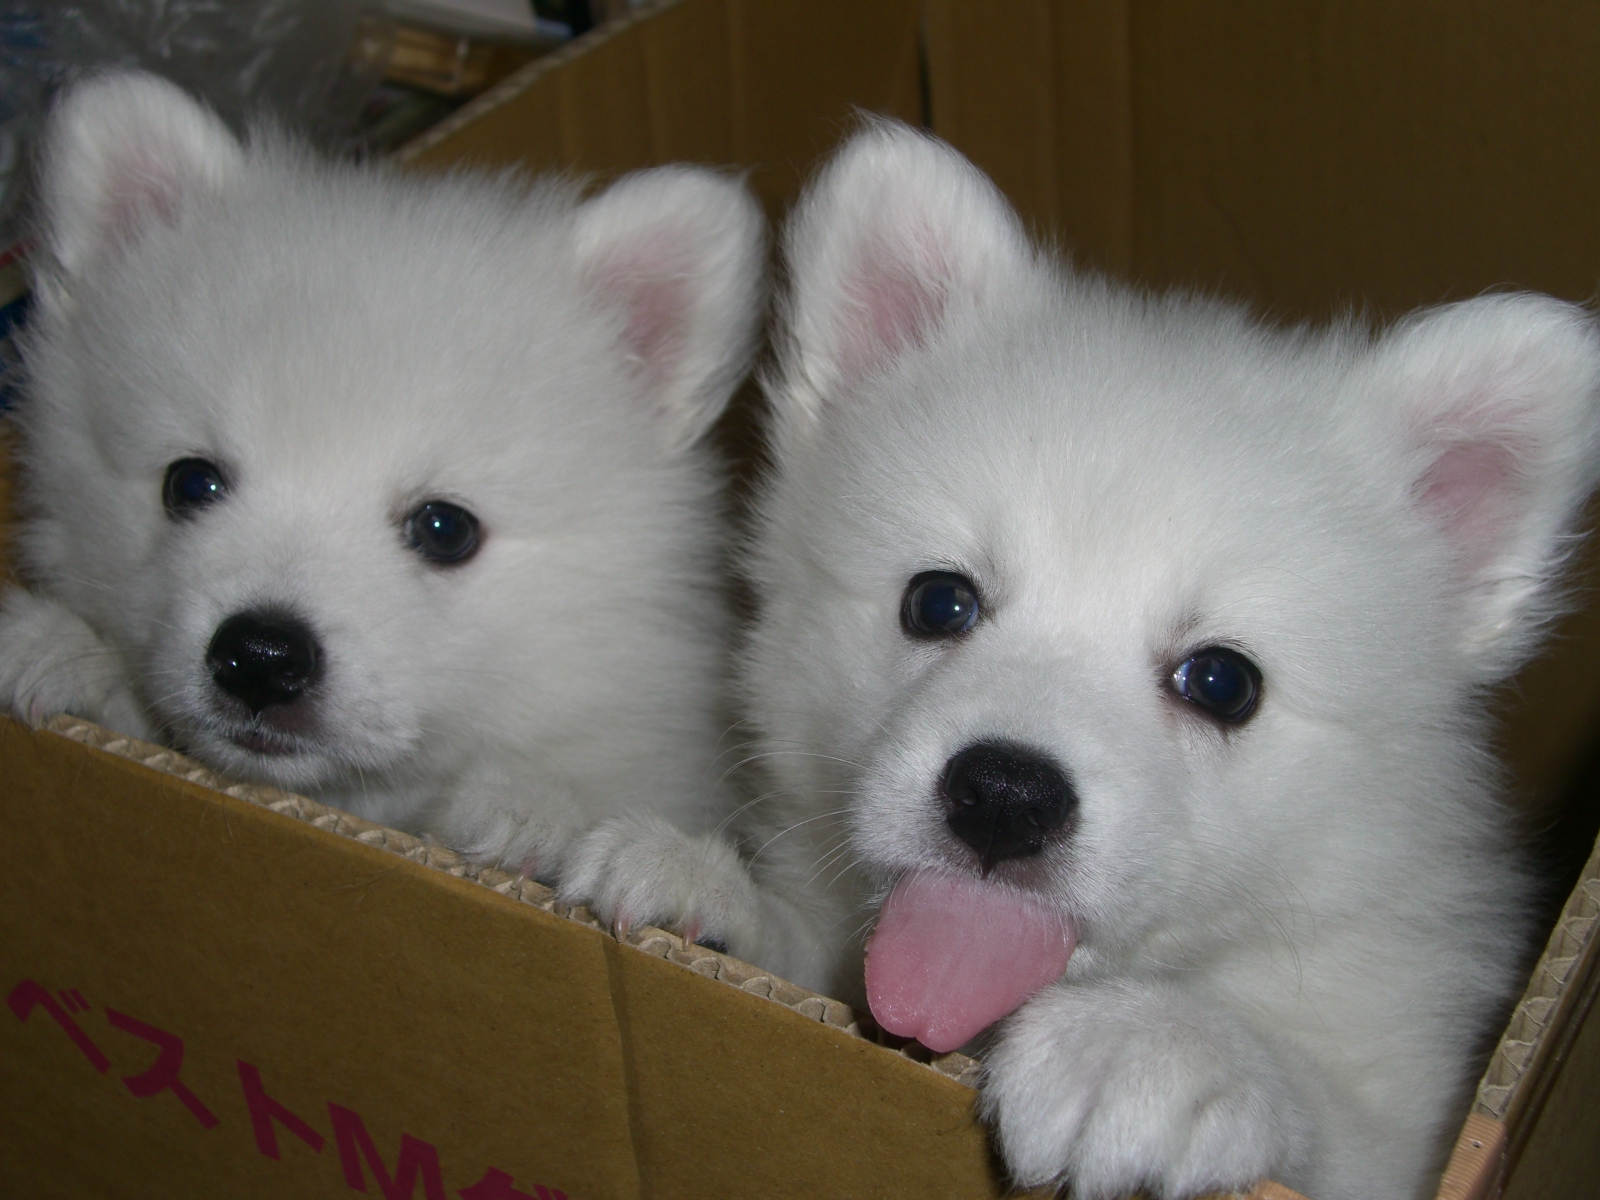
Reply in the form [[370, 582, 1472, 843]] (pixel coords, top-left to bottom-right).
[[163, 458, 227, 516], [404, 500, 479, 564], [1172, 647, 1261, 723], [902, 571, 981, 637]]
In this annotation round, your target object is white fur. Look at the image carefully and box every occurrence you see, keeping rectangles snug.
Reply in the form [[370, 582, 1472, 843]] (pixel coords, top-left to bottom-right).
[[0, 71, 763, 878], [721, 124, 1598, 1198]]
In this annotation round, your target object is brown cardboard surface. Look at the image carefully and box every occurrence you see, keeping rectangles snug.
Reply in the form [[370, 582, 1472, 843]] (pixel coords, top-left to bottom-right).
[[924, 0, 1600, 320], [603, 939, 997, 1198], [0, 716, 1013, 1198], [1, 718, 636, 1199], [924, 0, 1134, 275], [397, 0, 923, 215]]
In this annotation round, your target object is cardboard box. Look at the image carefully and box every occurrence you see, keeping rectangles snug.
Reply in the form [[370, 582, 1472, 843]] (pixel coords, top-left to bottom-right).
[[4, 2, 1599, 1197], [1, 714, 1005, 1199]]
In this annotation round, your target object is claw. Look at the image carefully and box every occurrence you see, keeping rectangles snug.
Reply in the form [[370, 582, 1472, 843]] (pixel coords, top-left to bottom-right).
[[680, 920, 701, 950], [613, 914, 631, 941]]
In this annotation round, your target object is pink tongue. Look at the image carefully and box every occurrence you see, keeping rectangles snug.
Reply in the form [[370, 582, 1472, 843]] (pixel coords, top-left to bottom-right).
[[865, 872, 1076, 1053]]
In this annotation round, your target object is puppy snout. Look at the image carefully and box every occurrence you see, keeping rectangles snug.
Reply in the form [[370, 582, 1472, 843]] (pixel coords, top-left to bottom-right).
[[206, 611, 322, 716], [942, 742, 1074, 872]]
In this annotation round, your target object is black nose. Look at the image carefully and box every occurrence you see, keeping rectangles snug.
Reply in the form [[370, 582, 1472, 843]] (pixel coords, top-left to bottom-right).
[[942, 742, 1075, 872], [206, 612, 322, 716]]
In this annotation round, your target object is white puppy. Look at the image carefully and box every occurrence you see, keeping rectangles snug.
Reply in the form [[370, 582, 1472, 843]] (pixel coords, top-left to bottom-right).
[[721, 123, 1599, 1199], [0, 71, 763, 881]]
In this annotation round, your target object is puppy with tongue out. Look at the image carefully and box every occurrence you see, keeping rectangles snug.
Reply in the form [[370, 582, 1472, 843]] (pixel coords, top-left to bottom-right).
[[728, 120, 1600, 1200]]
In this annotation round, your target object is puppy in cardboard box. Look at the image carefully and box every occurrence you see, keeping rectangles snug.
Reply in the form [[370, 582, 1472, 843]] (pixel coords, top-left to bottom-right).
[[0, 71, 761, 893], [587, 123, 1600, 1199]]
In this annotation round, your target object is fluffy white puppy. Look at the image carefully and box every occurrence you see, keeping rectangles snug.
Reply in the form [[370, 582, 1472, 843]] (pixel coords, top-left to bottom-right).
[[715, 123, 1598, 1199], [0, 72, 763, 880]]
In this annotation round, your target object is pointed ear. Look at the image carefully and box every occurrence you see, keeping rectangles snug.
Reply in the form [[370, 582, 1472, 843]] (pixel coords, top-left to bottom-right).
[[572, 166, 765, 453], [1377, 294, 1600, 678], [34, 71, 243, 300], [774, 120, 1035, 438]]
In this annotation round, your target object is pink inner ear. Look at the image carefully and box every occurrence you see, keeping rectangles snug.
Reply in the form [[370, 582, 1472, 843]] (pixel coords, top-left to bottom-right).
[[1418, 436, 1523, 563], [626, 273, 687, 374], [98, 151, 187, 258], [837, 232, 950, 383], [594, 251, 688, 383]]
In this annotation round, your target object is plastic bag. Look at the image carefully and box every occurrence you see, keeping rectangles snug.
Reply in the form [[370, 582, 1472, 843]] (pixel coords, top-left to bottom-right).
[[0, 1, 388, 242]]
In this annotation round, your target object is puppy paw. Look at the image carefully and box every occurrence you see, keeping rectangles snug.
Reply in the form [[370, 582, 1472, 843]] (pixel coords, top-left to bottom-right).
[[0, 589, 155, 739], [980, 978, 1307, 1199], [421, 778, 585, 885], [559, 814, 762, 956]]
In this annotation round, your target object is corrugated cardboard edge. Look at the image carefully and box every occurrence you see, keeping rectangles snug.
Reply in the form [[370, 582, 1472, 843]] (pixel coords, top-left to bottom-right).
[[392, 0, 686, 166], [1472, 833, 1600, 1123], [36, 713, 983, 1093], [1461, 825, 1600, 1196], [1236, 1183, 1312, 1200]]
